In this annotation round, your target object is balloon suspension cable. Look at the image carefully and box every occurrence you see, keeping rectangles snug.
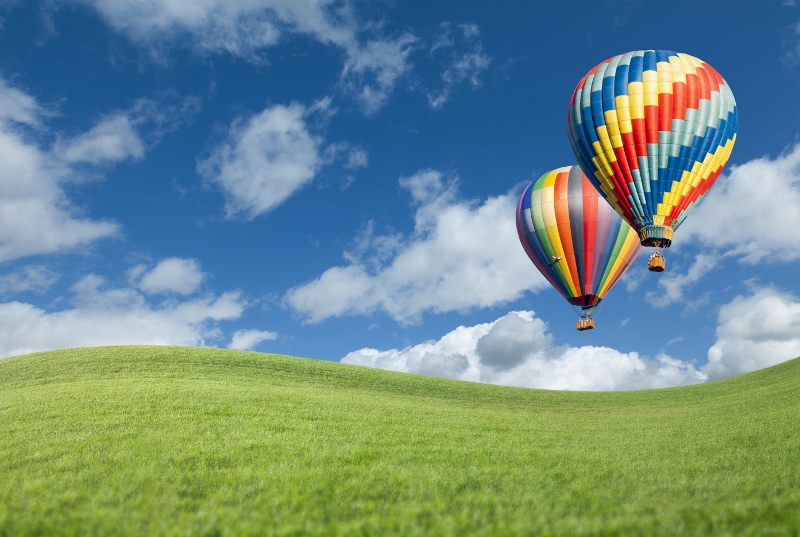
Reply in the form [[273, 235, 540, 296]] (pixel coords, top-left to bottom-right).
[[574, 300, 602, 331], [591, 299, 607, 320]]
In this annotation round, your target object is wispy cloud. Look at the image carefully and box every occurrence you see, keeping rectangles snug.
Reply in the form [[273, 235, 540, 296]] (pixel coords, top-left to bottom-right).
[[0, 265, 59, 296], [425, 22, 491, 110], [76, 1, 492, 114], [78, 0, 418, 114], [341, 33, 418, 114], [54, 94, 200, 166], [644, 254, 718, 308]]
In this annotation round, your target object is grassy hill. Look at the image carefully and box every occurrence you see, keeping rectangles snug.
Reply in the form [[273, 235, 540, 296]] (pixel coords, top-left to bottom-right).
[[1, 346, 798, 536]]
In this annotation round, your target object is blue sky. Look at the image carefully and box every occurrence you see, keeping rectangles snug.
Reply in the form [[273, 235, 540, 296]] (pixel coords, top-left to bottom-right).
[[1, 0, 800, 390]]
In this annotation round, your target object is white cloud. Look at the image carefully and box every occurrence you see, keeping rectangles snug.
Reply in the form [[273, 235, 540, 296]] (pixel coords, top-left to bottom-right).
[[80, 0, 416, 114], [55, 113, 145, 165], [0, 80, 198, 264], [286, 169, 549, 323], [0, 79, 119, 262], [228, 328, 277, 350], [639, 143, 800, 309], [0, 265, 59, 295], [681, 142, 800, 263], [343, 311, 706, 390], [0, 273, 245, 359], [344, 290, 800, 390], [425, 23, 491, 110], [79, 1, 487, 114], [54, 95, 200, 166], [0, 78, 44, 126], [78, 0, 284, 59], [340, 34, 417, 114], [133, 257, 205, 295], [79, 0, 367, 56], [702, 287, 800, 380], [198, 103, 322, 219], [345, 146, 368, 169]]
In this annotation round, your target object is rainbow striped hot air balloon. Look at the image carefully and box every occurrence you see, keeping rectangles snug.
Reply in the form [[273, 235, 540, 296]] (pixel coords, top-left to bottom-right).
[[567, 50, 737, 271], [516, 165, 642, 330]]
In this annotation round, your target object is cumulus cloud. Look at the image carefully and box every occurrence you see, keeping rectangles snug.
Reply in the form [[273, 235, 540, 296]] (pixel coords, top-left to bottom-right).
[[681, 142, 800, 263], [228, 328, 277, 350], [702, 287, 800, 380], [0, 79, 199, 263], [345, 292, 800, 390], [131, 257, 205, 295], [0, 79, 119, 262], [343, 311, 706, 390], [425, 23, 491, 110], [285, 169, 546, 323], [199, 103, 324, 219], [0, 273, 245, 359]]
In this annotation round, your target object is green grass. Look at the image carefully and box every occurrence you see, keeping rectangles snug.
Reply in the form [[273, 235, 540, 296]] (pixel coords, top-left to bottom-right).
[[0, 346, 799, 536]]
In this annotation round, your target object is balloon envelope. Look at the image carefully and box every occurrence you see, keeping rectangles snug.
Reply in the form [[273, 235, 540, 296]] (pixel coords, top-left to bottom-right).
[[516, 166, 642, 317], [567, 50, 738, 247]]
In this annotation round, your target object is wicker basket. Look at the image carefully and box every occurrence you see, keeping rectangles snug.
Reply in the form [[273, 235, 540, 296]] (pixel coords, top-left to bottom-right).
[[648, 254, 666, 272], [576, 318, 595, 331]]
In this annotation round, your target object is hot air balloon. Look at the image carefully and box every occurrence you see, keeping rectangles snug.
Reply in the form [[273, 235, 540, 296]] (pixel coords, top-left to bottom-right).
[[566, 50, 737, 271], [517, 165, 642, 331]]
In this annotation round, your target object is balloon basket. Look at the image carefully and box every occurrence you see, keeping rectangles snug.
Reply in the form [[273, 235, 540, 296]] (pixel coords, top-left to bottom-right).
[[576, 318, 595, 331], [648, 252, 665, 272]]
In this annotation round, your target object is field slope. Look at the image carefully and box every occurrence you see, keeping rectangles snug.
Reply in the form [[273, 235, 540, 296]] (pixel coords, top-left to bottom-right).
[[1, 346, 799, 536]]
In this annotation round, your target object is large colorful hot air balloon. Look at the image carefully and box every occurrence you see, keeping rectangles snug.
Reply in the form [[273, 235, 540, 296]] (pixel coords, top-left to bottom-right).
[[517, 165, 642, 331], [566, 50, 737, 271]]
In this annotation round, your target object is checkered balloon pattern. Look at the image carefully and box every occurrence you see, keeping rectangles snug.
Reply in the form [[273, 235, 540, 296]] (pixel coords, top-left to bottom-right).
[[567, 50, 737, 247]]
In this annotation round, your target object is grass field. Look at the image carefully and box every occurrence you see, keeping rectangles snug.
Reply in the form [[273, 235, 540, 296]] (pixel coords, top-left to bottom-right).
[[1, 346, 798, 536]]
